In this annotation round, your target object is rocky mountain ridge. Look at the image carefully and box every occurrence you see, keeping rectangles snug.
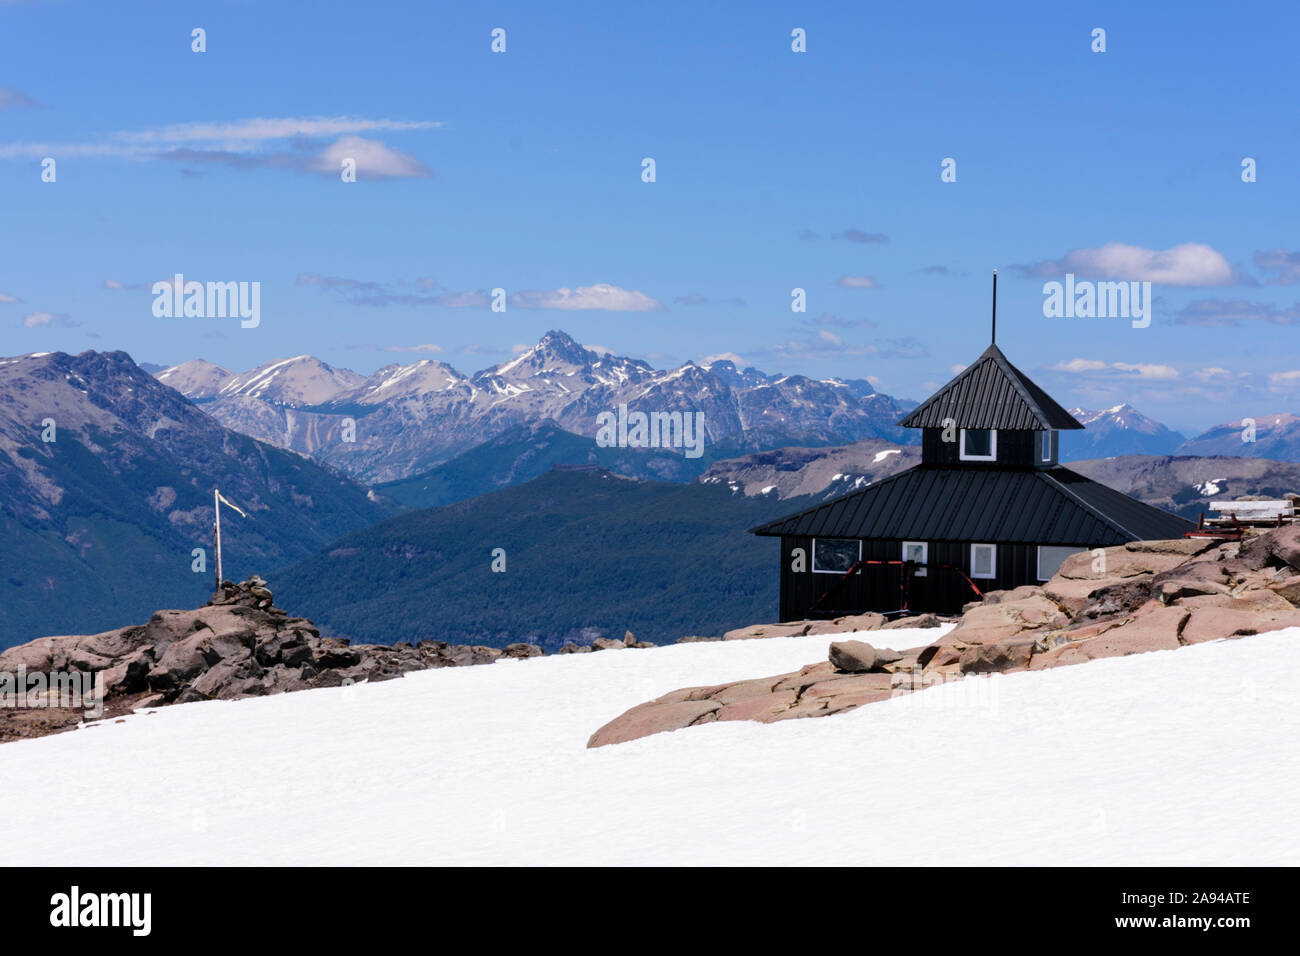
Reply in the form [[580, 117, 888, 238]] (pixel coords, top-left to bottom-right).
[[160, 330, 919, 483]]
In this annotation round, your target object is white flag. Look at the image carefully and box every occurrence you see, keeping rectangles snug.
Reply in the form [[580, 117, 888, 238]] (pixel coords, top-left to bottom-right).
[[216, 491, 249, 518]]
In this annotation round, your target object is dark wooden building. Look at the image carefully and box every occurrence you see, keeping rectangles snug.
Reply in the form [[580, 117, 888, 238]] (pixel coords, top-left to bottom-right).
[[751, 341, 1193, 619]]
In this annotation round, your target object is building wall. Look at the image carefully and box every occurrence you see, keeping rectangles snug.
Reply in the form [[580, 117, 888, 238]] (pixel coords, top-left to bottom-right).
[[921, 427, 1057, 468], [777, 535, 1089, 619]]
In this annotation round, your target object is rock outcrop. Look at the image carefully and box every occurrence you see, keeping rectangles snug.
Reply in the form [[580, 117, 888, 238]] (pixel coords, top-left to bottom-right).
[[0, 576, 519, 742], [717, 611, 946, 642], [590, 526, 1300, 748]]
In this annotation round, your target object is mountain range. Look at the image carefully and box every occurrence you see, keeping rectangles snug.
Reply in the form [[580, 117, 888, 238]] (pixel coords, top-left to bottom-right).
[[1174, 413, 1300, 460], [153, 333, 1300, 503], [158, 330, 919, 484]]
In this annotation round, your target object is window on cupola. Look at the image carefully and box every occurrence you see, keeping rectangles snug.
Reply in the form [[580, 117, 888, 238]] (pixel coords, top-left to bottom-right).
[[959, 428, 996, 461], [1039, 430, 1055, 462]]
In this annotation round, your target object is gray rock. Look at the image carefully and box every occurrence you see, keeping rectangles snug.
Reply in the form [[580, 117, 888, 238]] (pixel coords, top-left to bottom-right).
[[881, 613, 942, 629], [503, 642, 543, 659], [828, 640, 902, 673]]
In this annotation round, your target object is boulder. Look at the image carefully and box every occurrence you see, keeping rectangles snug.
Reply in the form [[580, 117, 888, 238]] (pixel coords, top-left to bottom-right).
[[722, 612, 889, 641], [802, 672, 895, 700], [147, 633, 220, 691], [959, 637, 1036, 673], [881, 613, 942, 629], [819, 612, 890, 632], [1036, 606, 1188, 667], [714, 691, 800, 723], [1241, 526, 1300, 571], [947, 594, 1066, 645], [314, 640, 361, 668], [102, 649, 153, 695], [588, 699, 721, 748], [1124, 538, 1219, 557], [981, 585, 1047, 605], [191, 656, 265, 699], [590, 637, 625, 651], [828, 640, 901, 673], [1074, 577, 1155, 622], [1180, 605, 1300, 645], [502, 643, 543, 659], [1158, 579, 1232, 604], [723, 621, 812, 641], [1267, 575, 1300, 605], [709, 678, 783, 705]]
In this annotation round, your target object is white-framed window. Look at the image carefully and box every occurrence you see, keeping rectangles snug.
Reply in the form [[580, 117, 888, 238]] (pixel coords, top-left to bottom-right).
[[902, 541, 928, 576], [970, 543, 997, 579], [1038, 430, 1055, 463], [959, 428, 997, 461], [1037, 545, 1082, 581], [812, 538, 861, 574]]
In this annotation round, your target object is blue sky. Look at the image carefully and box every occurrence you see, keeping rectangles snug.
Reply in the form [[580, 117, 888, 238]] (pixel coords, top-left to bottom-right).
[[1, 0, 1297, 433]]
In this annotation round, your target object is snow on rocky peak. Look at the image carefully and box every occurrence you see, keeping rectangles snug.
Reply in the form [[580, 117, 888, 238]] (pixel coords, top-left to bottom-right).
[[216, 355, 364, 406], [337, 359, 469, 405], [154, 358, 235, 399]]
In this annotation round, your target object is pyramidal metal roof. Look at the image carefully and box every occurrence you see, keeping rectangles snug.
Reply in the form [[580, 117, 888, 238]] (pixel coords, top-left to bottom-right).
[[750, 465, 1193, 544], [898, 344, 1084, 430]]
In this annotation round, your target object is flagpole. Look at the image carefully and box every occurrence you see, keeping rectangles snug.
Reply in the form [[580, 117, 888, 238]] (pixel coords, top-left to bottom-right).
[[213, 488, 222, 594]]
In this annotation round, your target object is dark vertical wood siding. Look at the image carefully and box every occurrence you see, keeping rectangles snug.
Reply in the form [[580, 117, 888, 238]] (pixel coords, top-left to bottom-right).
[[778, 536, 1083, 619], [921, 427, 1047, 468]]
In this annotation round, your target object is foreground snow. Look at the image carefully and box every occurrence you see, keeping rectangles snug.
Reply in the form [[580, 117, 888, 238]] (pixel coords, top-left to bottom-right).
[[2, 625, 1297, 865]]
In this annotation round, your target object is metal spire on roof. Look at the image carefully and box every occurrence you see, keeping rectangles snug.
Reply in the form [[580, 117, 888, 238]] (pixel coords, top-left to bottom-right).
[[991, 269, 997, 345]]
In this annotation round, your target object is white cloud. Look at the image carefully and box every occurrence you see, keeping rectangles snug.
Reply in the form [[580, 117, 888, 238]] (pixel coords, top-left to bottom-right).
[[1021, 242, 1239, 286], [817, 329, 843, 345], [1193, 366, 1233, 382], [0, 292, 20, 303], [702, 351, 748, 366], [837, 275, 879, 289], [1051, 357, 1178, 379], [309, 135, 431, 180], [1051, 358, 1109, 372], [1268, 370, 1300, 389], [510, 284, 664, 312], [119, 116, 441, 147], [950, 364, 967, 374], [1112, 362, 1179, 379], [0, 116, 440, 177], [384, 343, 443, 353], [23, 310, 74, 328]]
